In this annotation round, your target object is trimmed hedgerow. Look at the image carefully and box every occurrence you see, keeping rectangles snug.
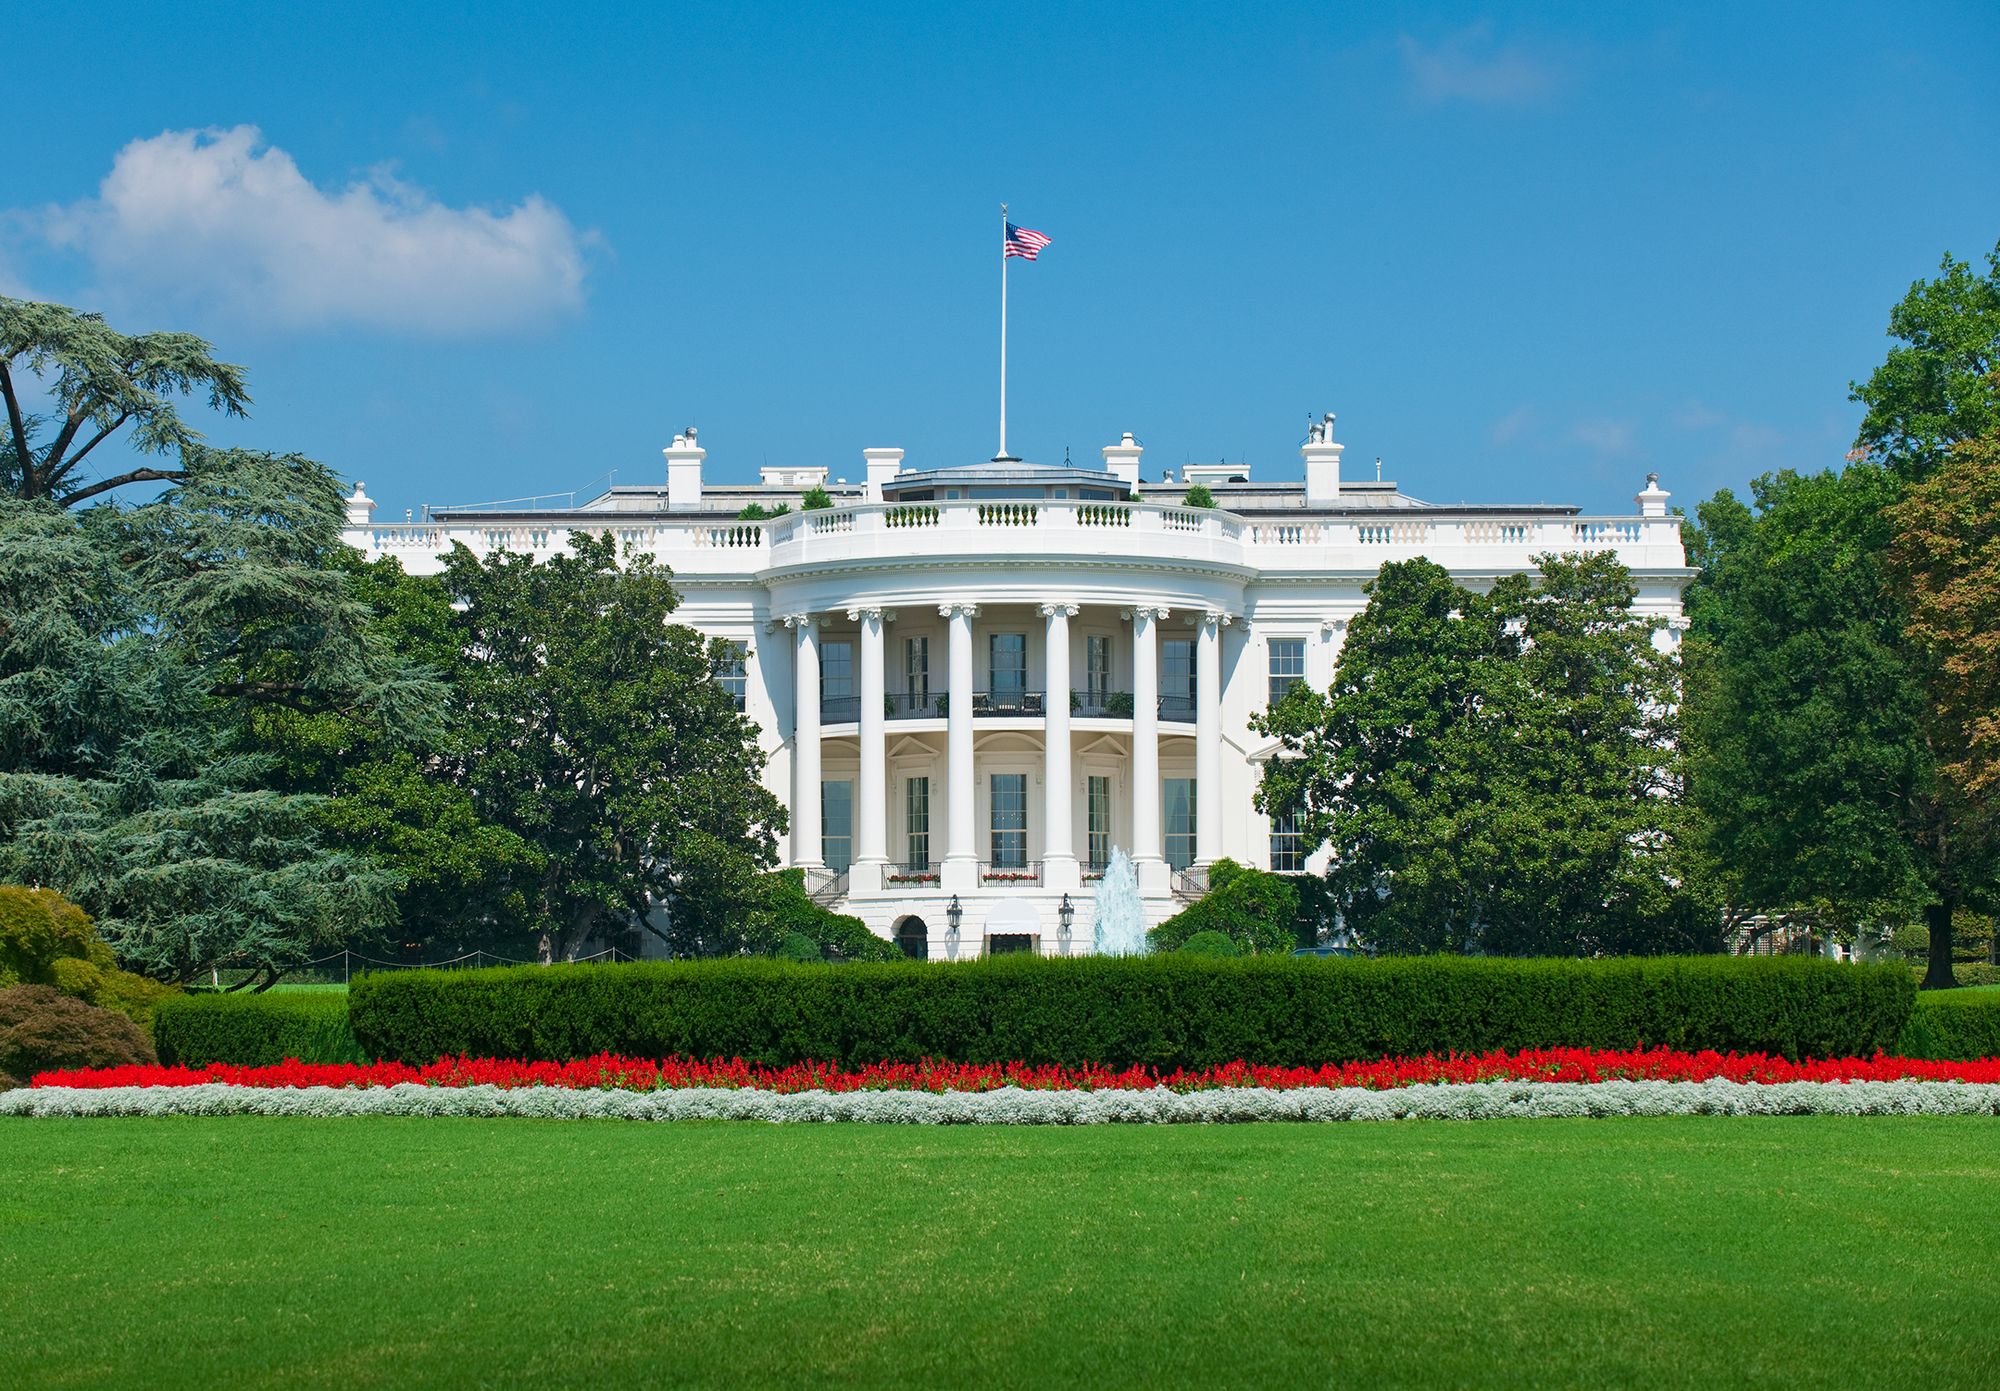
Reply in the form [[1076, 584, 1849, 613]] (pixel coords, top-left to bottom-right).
[[349, 955, 1916, 1069], [154, 991, 364, 1066], [1895, 989, 2000, 1061]]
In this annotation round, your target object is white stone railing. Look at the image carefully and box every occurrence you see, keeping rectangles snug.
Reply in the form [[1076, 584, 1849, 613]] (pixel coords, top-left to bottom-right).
[[350, 500, 1684, 576]]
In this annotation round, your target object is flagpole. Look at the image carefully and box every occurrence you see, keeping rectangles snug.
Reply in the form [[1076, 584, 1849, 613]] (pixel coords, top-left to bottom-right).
[[998, 201, 1008, 460]]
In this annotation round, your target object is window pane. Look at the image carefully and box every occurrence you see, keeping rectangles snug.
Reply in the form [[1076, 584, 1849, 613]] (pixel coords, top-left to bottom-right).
[[1086, 636, 1110, 701], [821, 640, 856, 722], [1087, 775, 1111, 871], [821, 779, 854, 872], [715, 640, 748, 711], [990, 633, 1026, 699], [1164, 778, 1196, 870], [1162, 639, 1195, 720], [906, 637, 929, 704], [1268, 639, 1305, 707], [990, 772, 1027, 867], [1270, 810, 1303, 873], [905, 777, 930, 870]]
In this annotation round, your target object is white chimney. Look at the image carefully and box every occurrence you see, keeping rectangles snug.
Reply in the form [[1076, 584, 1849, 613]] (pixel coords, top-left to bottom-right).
[[1102, 432, 1143, 491], [1302, 412, 1343, 507], [343, 481, 376, 530], [1636, 472, 1671, 517], [863, 448, 904, 502], [663, 427, 706, 510]]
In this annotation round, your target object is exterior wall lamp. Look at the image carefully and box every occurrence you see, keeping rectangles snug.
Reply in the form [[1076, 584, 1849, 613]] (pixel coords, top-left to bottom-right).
[[1058, 893, 1074, 953]]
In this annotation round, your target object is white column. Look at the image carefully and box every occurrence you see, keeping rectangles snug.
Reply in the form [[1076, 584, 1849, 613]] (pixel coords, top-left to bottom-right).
[[1040, 603, 1079, 891], [1195, 611, 1226, 867], [942, 603, 978, 890], [788, 614, 822, 868], [851, 606, 887, 892], [1129, 607, 1168, 893]]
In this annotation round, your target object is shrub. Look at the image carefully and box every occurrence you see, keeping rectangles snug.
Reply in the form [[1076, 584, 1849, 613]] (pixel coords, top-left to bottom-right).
[[349, 954, 1915, 1069], [0, 985, 155, 1079], [0, 885, 176, 1027], [1179, 931, 1239, 958], [751, 871, 900, 962], [1894, 989, 2000, 1060], [154, 991, 364, 1066], [800, 485, 834, 511], [1182, 483, 1216, 508], [1149, 860, 1299, 956], [777, 933, 823, 963]]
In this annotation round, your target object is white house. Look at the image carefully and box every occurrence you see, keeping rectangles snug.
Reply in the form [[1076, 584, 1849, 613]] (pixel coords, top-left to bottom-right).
[[343, 415, 1692, 960]]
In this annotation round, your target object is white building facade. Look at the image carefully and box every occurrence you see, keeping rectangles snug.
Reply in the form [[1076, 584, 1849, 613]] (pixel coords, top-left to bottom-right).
[[344, 418, 1692, 960]]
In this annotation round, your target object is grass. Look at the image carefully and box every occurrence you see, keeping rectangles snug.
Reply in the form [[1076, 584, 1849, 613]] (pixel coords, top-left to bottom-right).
[[2, 1118, 1997, 1388]]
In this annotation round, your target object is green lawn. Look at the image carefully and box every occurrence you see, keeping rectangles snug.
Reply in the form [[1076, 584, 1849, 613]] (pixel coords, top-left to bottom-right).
[[2, 1118, 1996, 1389]]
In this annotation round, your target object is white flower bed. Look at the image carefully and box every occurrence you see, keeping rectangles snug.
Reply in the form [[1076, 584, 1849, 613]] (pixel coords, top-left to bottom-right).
[[4, 1079, 1999, 1123]]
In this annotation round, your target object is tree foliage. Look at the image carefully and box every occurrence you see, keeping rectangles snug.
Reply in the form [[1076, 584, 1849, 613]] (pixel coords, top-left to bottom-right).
[[1148, 859, 1298, 956], [1850, 243, 2000, 482], [1257, 553, 1704, 956], [1884, 428, 2000, 801], [1683, 463, 1999, 988], [0, 450, 440, 982], [0, 298, 251, 506], [430, 533, 787, 957]]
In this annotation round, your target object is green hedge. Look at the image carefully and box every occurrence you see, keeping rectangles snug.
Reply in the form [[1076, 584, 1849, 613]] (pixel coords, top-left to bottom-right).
[[154, 991, 364, 1066], [349, 955, 1915, 1068], [1894, 988, 2000, 1061]]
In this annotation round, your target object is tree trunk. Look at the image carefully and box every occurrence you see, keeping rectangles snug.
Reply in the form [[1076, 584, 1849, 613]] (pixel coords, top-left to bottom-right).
[[1921, 897, 1958, 990]]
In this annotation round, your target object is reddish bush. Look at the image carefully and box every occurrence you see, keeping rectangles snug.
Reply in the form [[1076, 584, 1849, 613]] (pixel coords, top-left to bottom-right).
[[0, 985, 155, 1080]]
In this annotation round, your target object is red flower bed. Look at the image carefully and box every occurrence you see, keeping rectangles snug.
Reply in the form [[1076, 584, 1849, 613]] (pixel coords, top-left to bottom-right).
[[29, 1047, 2000, 1092]]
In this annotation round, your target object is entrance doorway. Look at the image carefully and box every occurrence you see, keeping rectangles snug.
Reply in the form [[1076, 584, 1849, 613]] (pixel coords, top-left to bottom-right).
[[894, 917, 928, 960], [986, 933, 1037, 956]]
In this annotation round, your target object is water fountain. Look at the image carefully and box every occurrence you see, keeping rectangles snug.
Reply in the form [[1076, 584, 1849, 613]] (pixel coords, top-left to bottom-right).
[[1090, 847, 1149, 956]]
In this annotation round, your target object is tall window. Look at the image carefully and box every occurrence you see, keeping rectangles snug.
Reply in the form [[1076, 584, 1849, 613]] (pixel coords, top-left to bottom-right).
[[1270, 810, 1303, 873], [1087, 776, 1112, 870], [714, 640, 748, 711], [1085, 635, 1111, 704], [990, 633, 1027, 705], [905, 777, 930, 870], [990, 773, 1028, 867], [1267, 638, 1305, 707], [821, 639, 855, 722], [1162, 639, 1196, 720], [1164, 778, 1196, 870], [822, 779, 854, 872], [905, 636, 930, 709]]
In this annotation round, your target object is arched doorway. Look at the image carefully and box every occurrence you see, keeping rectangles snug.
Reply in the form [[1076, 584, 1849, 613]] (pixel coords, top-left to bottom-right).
[[894, 916, 928, 961]]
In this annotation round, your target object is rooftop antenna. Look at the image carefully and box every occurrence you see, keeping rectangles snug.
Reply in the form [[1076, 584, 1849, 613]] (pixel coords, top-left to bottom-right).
[[1375, 456, 1383, 481], [1063, 446, 1072, 466]]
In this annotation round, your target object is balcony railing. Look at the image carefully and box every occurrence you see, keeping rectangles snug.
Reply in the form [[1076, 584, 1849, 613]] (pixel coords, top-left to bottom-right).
[[979, 860, 1043, 886], [972, 690, 1044, 717], [819, 694, 860, 724], [1072, 690, 1135, 718], [884, 861, 941, 886], [1158, 693, 1197, 723], [804, 867, 849, 905], [888, 691, 941, 719], [1171, 865, 1210, 903]]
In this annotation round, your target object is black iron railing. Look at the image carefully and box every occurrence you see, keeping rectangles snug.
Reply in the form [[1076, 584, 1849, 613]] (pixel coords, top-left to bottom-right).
[[979, 860, 1043, 886]]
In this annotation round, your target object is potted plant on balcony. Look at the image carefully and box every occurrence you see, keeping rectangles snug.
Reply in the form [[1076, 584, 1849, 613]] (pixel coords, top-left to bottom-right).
[[1106, 691, 1135, 718]]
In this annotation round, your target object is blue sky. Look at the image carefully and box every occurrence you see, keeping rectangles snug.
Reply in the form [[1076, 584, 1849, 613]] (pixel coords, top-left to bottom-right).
[[6, 2, 1997, 519]]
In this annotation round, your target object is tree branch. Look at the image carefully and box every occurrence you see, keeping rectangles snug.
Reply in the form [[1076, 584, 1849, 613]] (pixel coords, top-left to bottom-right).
[[60, 466, 188, 508], [39, 401, 93, 490], [0, 361, 33, 496], [43, 411, 134, 490]]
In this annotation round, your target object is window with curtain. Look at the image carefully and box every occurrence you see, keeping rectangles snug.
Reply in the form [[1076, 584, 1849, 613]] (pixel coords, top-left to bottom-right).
[[820, 640, 855, 722], [1164, 778, 1196, 870], [990, 633, 1027, 703], [905, 777, 930, 870], [821, 779, 853, 872], [905, 636, 929, 708], [1085, 635, 1110, 704], [1087, 776, 1111, 870], [990, 773, 1027, 867], [1162, 639, 1195, 720], [714, 640, 748, 711]]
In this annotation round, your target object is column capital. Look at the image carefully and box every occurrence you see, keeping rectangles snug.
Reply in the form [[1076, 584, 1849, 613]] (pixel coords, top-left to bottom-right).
[[781, 612, 817, 630], [845, 606, 885, 623], [1037, 602, 1080, 619], [1122, 605, 1171, 623], [1197, 609, 1235, 630], [938, 602, 980, 619], [1319, 616, 1350, 635]]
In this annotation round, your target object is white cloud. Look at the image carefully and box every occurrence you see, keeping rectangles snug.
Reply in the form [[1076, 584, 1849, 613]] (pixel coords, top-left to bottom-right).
[[1487, 405, 1539, 447], [39, 126, 587, 335], [1569, 418, 1637, 457], [1399, 25, 1563, 106]]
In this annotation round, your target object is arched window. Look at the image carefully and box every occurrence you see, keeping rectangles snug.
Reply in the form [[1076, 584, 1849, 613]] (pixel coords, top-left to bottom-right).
[[894, 917, 928, 961]]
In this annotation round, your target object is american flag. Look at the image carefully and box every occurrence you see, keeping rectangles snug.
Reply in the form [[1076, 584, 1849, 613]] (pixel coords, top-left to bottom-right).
[[1004, 222, 1052, 260]]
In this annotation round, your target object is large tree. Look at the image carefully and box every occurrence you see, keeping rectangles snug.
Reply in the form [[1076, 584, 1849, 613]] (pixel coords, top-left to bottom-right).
[[1683, 464, 1999, 988], [0, 449, 442, 983], [433, 533, 787, 958], [1256, 552, 1702, 955], [0, 298, 251, 506], [1850, 243, 2000, 482]]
